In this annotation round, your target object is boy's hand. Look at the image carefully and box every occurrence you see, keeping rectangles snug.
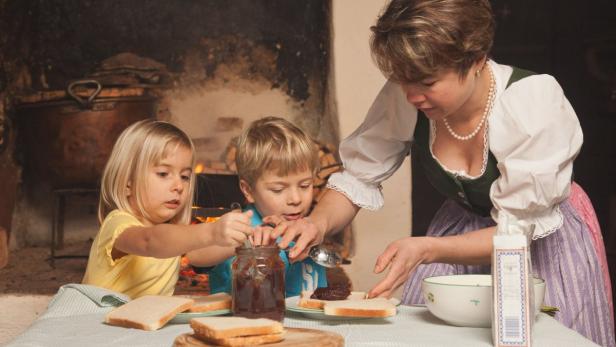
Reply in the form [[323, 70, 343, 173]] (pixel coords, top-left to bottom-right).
[[250, 224, 275, 246], [210, 210, 253, 247]]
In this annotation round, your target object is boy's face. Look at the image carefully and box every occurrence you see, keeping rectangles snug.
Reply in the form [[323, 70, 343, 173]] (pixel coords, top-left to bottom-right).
[[240, 167, 314, 221]]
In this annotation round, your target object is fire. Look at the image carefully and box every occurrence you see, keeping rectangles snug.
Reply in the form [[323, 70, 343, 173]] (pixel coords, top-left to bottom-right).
[[194, 162, 205, 174], [178, 210, 221, 293]]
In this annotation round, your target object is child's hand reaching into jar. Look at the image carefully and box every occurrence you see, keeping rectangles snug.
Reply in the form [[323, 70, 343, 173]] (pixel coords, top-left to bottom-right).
[[208, 210, 253, 247], [250, 223, 276, 246]]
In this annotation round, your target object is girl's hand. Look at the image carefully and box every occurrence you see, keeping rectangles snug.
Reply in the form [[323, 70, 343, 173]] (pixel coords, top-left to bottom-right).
[[367, 236, 432, 299], [263, 215, 325, 261], [210, 210, 253, 247], [250, 224, 274, 246]]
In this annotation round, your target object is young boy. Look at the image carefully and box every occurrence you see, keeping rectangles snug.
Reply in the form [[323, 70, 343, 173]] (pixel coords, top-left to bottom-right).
[[207, 116, 328, 297]]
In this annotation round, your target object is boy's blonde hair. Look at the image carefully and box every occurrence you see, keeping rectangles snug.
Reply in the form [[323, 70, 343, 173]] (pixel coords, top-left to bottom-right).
[[98, 119, 196, 225], [370, 0, 495, 83], [235, 116, 319, 186]]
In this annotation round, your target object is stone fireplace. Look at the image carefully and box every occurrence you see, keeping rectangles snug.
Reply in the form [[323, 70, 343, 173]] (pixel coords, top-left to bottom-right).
[[0, 1, 340, 263]]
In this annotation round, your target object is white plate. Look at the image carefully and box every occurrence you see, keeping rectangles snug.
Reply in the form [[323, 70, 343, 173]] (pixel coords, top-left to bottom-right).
[[285, 296, 400, 321], [168, 309, 231, 324]]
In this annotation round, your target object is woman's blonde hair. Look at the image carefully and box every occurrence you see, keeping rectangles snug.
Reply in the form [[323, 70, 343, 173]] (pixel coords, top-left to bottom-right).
[[98, 119, 196, 225], [370, 0, 495, 83], [235, 116, 319, 187]]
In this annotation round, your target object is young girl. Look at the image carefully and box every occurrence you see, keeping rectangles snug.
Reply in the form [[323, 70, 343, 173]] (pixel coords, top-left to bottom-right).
[[82, 119, 253, 299]]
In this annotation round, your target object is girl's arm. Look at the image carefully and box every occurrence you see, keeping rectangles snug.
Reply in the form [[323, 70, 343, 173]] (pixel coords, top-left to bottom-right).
[[112, 210, 253, 260], [185, 245, 236, 267]]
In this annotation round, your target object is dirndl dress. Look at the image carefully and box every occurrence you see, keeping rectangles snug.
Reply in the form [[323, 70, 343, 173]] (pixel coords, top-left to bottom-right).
[[400, 69, 614, 347]]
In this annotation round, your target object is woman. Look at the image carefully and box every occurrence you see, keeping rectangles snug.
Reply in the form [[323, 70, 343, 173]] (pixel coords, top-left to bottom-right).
[[266, 0, 615, 345]]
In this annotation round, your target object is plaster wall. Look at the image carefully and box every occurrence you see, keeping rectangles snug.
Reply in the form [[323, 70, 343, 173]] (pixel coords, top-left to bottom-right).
[[332, 0, 412, 298]]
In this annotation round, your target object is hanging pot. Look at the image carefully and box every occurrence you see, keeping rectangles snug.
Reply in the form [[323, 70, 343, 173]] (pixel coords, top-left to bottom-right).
[[14, 79, 157, 189]]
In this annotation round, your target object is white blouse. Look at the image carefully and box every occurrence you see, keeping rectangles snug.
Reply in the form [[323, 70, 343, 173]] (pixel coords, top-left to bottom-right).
[[327, 60, 583, 239]]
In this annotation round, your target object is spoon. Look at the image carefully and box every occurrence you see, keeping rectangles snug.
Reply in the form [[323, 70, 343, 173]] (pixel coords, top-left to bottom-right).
[[283, 245, 341, 268], [230, 202, 252, 249], [260, 222, 342, 268], [308, 245, 342, 268]]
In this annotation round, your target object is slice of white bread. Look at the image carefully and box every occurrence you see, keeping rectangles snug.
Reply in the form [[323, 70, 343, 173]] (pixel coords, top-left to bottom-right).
[[323, 297, 397, 318], [198, 332, 285, 347], [190, 316, 284, 340], [298, 290, 366, 309], [105, 295, 194, 331], [173, 332, 285, 347], [185, 292, 231, 312]]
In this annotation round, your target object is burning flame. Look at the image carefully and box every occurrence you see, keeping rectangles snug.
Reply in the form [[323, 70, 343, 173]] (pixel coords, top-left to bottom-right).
[[194, 162, 205, 174]]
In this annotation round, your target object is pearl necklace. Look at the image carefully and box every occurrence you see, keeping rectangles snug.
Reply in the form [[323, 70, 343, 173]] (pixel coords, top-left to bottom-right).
[[443, 66, 496, 141]]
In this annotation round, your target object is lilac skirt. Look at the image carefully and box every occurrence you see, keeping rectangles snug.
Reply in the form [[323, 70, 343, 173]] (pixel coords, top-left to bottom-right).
[[401, 198, 615, 347]]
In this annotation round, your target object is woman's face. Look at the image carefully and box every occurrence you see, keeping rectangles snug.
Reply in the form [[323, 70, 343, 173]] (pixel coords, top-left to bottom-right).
[[400, 66, 478, 120]]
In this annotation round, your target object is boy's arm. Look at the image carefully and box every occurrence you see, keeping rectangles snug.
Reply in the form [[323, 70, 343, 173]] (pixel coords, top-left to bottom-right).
[[185, 245, 236, 267]]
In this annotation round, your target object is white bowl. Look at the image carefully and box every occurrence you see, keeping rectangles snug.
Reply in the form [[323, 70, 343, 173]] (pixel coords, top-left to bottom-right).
[[421, 274, 545, 328]]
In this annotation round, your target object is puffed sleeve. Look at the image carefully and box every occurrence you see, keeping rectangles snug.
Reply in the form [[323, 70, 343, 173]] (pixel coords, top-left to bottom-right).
[[327, 80, 417, 210], [489, 74, 583, 239], [97, 210, 142, 266]]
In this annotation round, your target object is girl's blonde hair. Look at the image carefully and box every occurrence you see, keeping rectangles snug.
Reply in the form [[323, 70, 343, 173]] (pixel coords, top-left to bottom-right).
[[98, 119, 196, 225], [370, 0, 495, 83], [235, 116, 319, 187]]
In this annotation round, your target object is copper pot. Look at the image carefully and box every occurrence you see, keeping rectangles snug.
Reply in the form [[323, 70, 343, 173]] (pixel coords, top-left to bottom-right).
[[15, 80, 157, 189]]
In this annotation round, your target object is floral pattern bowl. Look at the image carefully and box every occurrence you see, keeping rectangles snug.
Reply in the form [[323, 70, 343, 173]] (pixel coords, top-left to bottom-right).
[[421, 274, 545, 328]]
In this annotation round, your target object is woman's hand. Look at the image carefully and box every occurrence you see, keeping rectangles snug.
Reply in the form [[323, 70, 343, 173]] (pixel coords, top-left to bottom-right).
[[262, 215, 325, 261], [209, 210, 253, 247], [368, 236, 432, 298]]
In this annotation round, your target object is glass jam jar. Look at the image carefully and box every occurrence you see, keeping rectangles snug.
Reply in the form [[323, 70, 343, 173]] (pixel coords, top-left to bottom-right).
[[232, 245, 286, 321]]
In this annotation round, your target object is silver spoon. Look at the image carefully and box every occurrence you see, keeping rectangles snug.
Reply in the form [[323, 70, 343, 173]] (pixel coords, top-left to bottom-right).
[[308, 245, 342, 268], [260, 222, 343, 268]]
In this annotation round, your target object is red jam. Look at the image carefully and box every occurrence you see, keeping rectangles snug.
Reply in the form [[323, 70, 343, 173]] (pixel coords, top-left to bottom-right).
[[232, 245, 285, 321], [310, 285, 351, 300]]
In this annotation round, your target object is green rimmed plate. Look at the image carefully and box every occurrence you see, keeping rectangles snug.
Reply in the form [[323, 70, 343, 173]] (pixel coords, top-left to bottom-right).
[[168, 309, 232, 324], [285, 296, 400, 321]]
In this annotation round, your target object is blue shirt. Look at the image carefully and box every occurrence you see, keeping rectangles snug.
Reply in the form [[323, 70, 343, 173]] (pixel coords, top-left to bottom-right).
[[207, 205, 328, 297]]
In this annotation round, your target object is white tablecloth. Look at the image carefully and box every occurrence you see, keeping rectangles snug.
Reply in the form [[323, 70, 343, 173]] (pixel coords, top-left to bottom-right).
[[6, 284, 599, 347]]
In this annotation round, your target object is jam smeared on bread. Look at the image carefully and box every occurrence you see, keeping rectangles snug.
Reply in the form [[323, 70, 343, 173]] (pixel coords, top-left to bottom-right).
[[299, 288, 366, 309], [310, 285, 351, 301]]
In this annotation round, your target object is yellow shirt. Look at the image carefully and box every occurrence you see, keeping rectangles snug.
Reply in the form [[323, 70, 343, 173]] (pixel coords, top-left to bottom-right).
[[82, 210, 180, 298]]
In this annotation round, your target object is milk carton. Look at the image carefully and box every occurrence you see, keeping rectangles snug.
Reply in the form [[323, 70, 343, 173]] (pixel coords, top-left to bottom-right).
[[492, 214, 534, 347]]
